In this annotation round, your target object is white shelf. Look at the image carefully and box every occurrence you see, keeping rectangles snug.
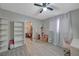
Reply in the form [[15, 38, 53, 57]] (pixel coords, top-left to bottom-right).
[[14, 36, 23, 39], [0, 23, 8, 25], [0, 31, 8, 35], [0, 33, 8, 36], [14, 39, 24, 43], [14, 28, 23, 31], [0, 42, 8, 47], [0, 26, 8, 29], [0, 36, 8, 41], [14, 26, 23, 28], [14, 38, 24, 42], [14, 22, 23, 27], [0, 46, 8, 53], [0, 22, 8, 25], [14, 41, 24, 48], [14, 32, 23, 34], [0, 28, 6, 30]]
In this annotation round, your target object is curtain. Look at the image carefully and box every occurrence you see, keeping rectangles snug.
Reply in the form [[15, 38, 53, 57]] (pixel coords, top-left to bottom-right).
[[49, 12, 73, 47], [59, 12, 73, 47]]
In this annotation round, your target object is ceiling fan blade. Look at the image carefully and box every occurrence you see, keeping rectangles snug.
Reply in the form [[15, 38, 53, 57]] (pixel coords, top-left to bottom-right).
[[34, 3, 42, 7], [47, 7, 53, 11], [40, 9, 43, 13], [47, 3, 50, 5]]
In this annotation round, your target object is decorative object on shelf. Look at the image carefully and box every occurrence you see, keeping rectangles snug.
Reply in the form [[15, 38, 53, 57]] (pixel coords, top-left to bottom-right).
[[8, 39, 14, 50]]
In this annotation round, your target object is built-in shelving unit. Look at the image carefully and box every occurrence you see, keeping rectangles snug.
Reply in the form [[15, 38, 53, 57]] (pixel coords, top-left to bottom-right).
[[10, 21, 24, 48], [14, 22, 24, 48], [0, 18, 9, 53]]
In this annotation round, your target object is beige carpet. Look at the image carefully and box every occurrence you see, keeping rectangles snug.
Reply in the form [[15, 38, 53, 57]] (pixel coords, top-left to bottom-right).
[[0, 39, 64, 56], [0, 45, 28, 56]]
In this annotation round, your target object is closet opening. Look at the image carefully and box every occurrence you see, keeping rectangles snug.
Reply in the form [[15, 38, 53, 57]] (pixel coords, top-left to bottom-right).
[[25, 21, 33, 41]]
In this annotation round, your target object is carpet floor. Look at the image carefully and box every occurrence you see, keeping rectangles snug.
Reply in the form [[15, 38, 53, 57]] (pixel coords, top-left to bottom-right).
[[0, 39, 64, 56]]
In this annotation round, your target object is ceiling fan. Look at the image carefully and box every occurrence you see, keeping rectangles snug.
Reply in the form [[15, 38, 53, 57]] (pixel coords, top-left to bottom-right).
[[34, 3, 53, 13]]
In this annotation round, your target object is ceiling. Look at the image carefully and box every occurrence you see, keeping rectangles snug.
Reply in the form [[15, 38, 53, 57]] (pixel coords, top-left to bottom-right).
[[0, 3, 79, 20]]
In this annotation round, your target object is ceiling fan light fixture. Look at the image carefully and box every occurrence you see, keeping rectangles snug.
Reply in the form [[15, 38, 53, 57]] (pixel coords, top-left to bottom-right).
[[43, 7, 47, 11]]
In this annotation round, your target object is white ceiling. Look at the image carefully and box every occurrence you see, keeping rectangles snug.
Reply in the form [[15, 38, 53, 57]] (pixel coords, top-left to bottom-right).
[[0, 3, 79, 20]]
